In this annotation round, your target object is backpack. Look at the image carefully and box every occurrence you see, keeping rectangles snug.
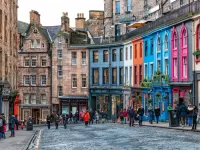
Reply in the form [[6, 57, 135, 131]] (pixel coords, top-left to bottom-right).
[[0, 118, 3, 127]]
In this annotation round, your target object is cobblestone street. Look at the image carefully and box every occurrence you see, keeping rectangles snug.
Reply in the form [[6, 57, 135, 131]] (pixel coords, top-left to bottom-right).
[[38, 123, 200, 150]]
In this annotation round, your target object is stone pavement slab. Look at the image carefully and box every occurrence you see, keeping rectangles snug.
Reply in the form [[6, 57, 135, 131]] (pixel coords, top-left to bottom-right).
[[0, 130, 36, 150]]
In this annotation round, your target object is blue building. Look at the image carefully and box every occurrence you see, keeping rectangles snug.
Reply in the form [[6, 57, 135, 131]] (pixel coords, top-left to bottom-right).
[[88, 43, 124, 118], [142, 27, 172, 121]]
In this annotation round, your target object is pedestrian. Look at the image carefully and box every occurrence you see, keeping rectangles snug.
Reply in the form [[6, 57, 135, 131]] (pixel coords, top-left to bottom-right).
[[123, 109, 128, 124], [63, 114, 68, 129], [2, 114, 6, 139], [95, 111, 99, 124], [83, 110, 90, 126], [89, 109, 94, 125], [20, 121, 24, 130], [9, 115, 16, 137], [179, 98, 188, 128], [79, 111, 83, 122], [55, 114, 60, 129], [154, 105, 160, 124], [137, 105, 144, 126], [0, 113, 6, 140], [46, 115, 51, 129], [129, 108, 135, 127], [187, 102, 193, 126], [75, 111, 79, 124], [15, 115, 19, 130], [148, 106, 154, 124], [192, 105, 198, 131], [101, 110, 105, 123], [119, 109, 123, 124], [69, 111, 73, 123]]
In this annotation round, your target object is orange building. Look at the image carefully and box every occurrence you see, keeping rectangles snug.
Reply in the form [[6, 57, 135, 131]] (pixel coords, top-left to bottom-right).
[[131, 37, 143, 110]]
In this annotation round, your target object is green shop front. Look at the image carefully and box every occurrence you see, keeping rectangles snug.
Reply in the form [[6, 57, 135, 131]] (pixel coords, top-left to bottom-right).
[[89, 88, 123, 119]]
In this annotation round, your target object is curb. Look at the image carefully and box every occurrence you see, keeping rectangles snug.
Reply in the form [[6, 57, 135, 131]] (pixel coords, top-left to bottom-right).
[[22, 130, 39, 150]]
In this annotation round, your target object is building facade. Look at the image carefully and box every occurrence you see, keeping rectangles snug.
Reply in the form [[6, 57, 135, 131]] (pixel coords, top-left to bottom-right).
[[17, 11, 51, 124], [0, 0, 18, 123], [88, 44, 124, 119]]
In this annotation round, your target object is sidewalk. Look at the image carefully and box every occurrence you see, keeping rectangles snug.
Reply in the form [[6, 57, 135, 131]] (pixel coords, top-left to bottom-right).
[[0, 129, 36, 150]]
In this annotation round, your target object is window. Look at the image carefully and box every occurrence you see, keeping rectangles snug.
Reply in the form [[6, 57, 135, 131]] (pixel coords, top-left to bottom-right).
[[116, 25, 121, 36], [24, 93, 29, 104], [120, 48, 123, 61], [127, 0, 131, 12], [93, 51, 98, 62], [150, 63, 154, 77], [115, 1, 120, 14], [140, 43, 142, 57], [157, 37, 161, 52], [103, 50, 108, 62], [145, 41, 148, 56], [112, 49, 116, 61], [157, 60, 161, 71], [82, 74, 86, 88], [134, 66, 137, 85], [183, 57, 187, 78], [58, 86, 63, 97], [72, 52, 77, 65], [174, 32, 178, 48], [24, 57, 29, 67], [130, 46, 132, 59], [120, 68, 123, 85], [31, 75, 36, 85], [125, 47, 128, 60], [198, 26, 200, 49], [41, 56, 46, 67], [31, 40, 34, 48], [112, 68, 117, 84], [24, 75, 30, 85], [130, 67, 132, 85], [183, 29, 187, 46], [41, 75, 46, 85], [82, 52, 86, 65], [72, 74, 77, 88], [174, 58, 177, 78], [103, 68, 109, 84], [31, 94, 36, 104], [165, 59, 168, 75], [135, 44, 137, 58], [151, 39, 154, 55], [57, 66, 63, 77], [36, 39, 40, 48], [31, 56, 37, 67], [41, 94, 47, 104], [165, 35, 168, 50], [57, 49, 62, 59], [145, 64, 148, 79], [139, 65, 142, 83], [93, 68, 99, 84], [125, 67, 128, 84]]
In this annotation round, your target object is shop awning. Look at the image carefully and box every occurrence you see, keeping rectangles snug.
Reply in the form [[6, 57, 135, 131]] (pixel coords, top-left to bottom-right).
[[127, 20, 152, 28], [59, 96, 88, 100], [169, 82, 192, 86]]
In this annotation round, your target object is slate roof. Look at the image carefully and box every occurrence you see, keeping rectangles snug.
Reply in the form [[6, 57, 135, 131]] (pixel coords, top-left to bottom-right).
[[43, 25, 61, 40], [18, 21, 29, 35]]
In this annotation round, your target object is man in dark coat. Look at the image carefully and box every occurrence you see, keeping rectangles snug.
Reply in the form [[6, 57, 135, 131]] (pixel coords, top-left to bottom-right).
[[154, 105, 160, 124], [179, 100, 188, 127], [63, 114, 68, 129], [9, 115, 16, 137], [128, 108, 135, 127], [46, 115, 51, 129], [89, 109, 94, 125], [55, 114, 60, 129], [137, 105, 144, 126]]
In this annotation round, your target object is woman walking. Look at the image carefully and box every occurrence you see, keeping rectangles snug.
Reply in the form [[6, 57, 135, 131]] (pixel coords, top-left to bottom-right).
[[192, 105, 198, 131], [83, 110, 90, 126]]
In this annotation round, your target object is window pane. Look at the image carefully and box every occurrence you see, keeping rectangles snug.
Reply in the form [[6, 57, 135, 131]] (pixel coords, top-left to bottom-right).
[[82, 52, 86, 65], [72, 52, 77, 65], [57, 49, 62, 59], [93, 69, 99, 84], [112, 68, 117, 84], [174, 58, 177, 78], [58, 86, 63, 96], [157, 38, 160, 52], [93, 51, 98, 62], [103, 68, 109, 84], [112, 49, 116, 61], [36, 39, 40, 48], [82, 74, 86, 87], [57, 66, 63, 77], [41, 75, 46, 85], [165, 59, 168, 75], [31, 40, 34, 48], [41, 56, 46, 67], [24, 75, 30, 85], [24, 57, 29, 67], [72, 74, 77, 88], [103, 50, 108, 62], [120, 48, 123, 61], [120, 68, 123, 84], [165, 35, 168, 50], [31, 56, 37, 67], [130, 46, 132, 59], [31, 75, 36, 85]]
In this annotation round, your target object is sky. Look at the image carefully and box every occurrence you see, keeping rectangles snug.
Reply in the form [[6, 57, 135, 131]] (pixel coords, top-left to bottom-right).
[[18, 0, 104, 27]]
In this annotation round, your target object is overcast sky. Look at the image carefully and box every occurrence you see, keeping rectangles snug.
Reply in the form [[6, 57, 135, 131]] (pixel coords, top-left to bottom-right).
[[18, 0, 104, 27]]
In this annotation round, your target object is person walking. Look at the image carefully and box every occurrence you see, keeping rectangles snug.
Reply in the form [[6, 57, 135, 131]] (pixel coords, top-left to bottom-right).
[[46, 115, 51, 129], [192, 105, 198, 131], [83, 110, 90, 126], [79, 111, 83, 122], [137, 105, 144, 126], [122, 109, 128, 124], [89, 109, 94, 125], [0, 113, 6, 140], [129, 108, 135, 127], [148, 106, 153, 124], [2, 114, 6, 139], [119, 109, 123, 124], [63, 114, 68, 129], [179, 100, 188, 128], [95, 111, 100, 124], [55, 114, 60, 129], [187, 102, 193, 126], [15, 115, 19, 130], [154, 105, 160, 124], [9, 115, 16, 137]]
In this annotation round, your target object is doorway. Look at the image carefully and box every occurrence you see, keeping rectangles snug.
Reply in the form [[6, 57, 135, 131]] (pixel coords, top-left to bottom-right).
[[32, 109, 40, 124]]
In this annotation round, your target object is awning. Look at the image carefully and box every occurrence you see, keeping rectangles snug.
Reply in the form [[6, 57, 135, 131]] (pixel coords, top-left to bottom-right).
[[169, 82, 192, 86], [127, 20, 152, 28], [59, 95, 88, 100]]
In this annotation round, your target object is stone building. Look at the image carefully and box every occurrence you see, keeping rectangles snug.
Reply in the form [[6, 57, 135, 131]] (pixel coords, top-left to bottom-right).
[[0, 0, 18, 123], [49, 13, 89, 115], [17, 10, 51, 124]]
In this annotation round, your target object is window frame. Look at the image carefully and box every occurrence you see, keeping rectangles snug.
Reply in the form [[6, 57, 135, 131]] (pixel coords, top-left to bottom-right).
[[157, 37, 161, 52], [24, 57, 29, 67], [57, 49, 62, 59], [103, 50, 108, 62], [112, 68, 117, 84], [41, 75, 46, 85], [92, 68, 99, 85], [31, 75, 36, 85], [57, 65, 63, 77], [145, 41, 148, 56], [58, 86, 63, 97], [120, 48, 123, 61], [31, 39, 34, 48], [36, 39, 40, 48], [103, 68, 109, 84], [24, 75, 30, 85], [165, 34, 168, 50], [72, 52, 77, 65], [82, 51, 86, 65], [93, 51, 98, 63], [115, 1, 120, 14], [31, 56, 37, 67], [41, 56, 47, 67], [112, 49, 116, 62], [72, 74, 77, 88], [119, 67, 123, 85], [130, 46, 132, 59], [81, 74, 87, 88]]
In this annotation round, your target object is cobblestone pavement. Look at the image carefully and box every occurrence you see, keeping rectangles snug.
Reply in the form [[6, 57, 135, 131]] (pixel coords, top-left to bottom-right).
[[38, 123, 200, 150]]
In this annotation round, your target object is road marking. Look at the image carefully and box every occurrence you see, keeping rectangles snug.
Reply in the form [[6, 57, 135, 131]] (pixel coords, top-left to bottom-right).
[[35, 129, 42, 150]]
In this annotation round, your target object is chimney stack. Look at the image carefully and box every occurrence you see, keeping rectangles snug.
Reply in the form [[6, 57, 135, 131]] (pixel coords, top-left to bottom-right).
[[75, 13, 86, 29], [30, 10, 41, 25], [61, 12, 70, 32]]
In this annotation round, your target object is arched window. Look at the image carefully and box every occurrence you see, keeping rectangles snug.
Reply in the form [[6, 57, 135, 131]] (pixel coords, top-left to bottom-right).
[[183, 29, 187, 46], [157, 37, 161, 52], [198, 26, 200, 49], [165, 34, 168, 50], [173, 32, 178, 49]]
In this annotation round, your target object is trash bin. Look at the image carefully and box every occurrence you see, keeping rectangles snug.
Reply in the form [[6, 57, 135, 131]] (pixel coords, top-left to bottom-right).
[[168, 110, 180, 127], [26, 120, 33, 131]]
